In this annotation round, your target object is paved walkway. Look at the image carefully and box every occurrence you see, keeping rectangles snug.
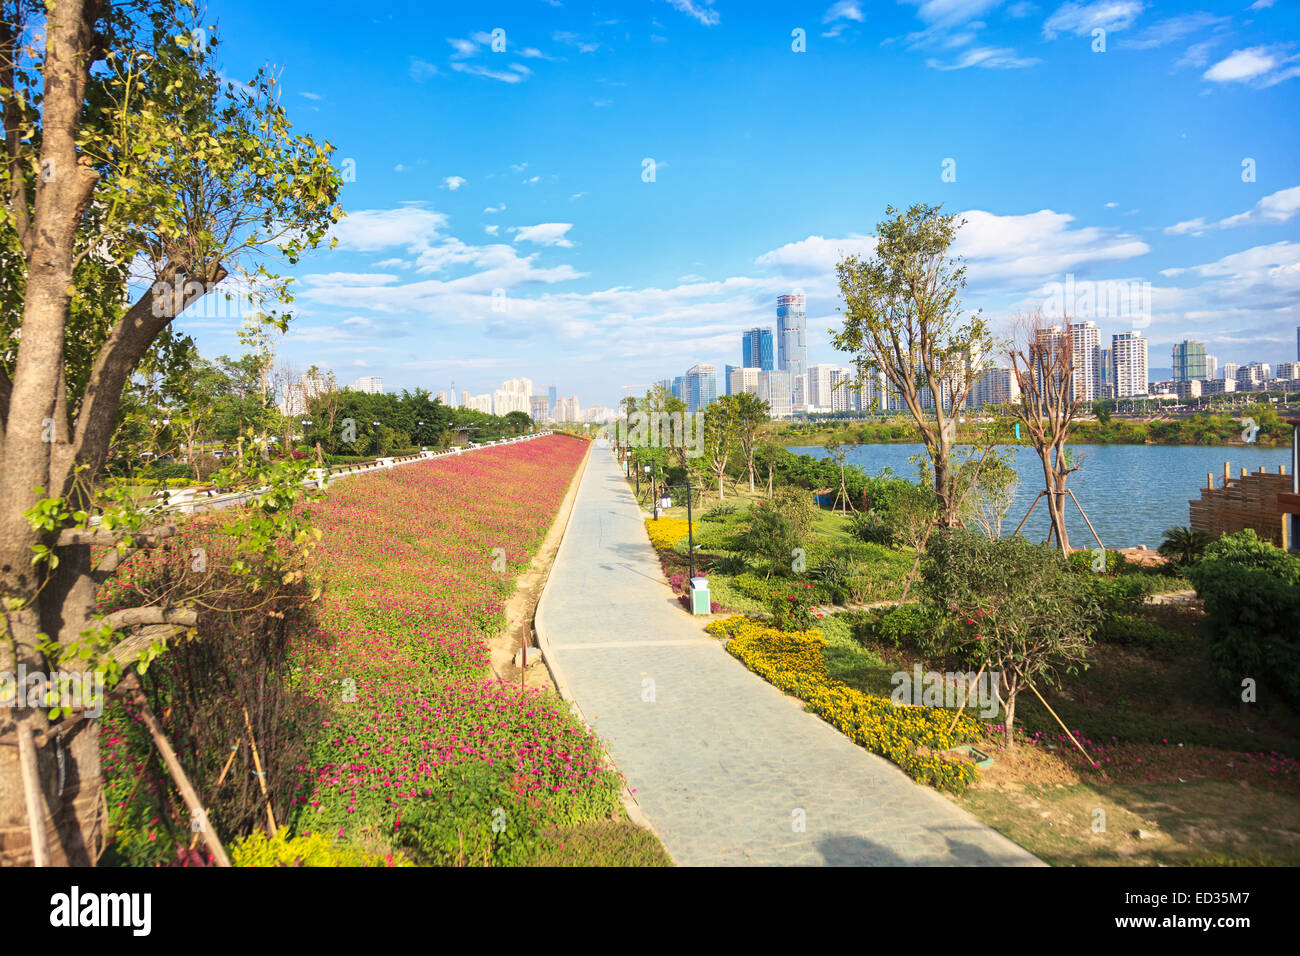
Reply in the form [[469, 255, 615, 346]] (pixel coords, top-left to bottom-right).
[[536, 445, 1042, 866]]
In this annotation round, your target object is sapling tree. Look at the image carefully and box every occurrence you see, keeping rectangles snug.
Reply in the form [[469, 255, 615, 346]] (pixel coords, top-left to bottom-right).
[[921, 530, 1101, 747], [834, 203, 992, 526]]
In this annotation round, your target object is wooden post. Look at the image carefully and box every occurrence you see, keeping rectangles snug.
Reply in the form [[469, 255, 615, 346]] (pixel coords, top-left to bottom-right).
[[1207, 472, 1214, 489], [242, 707, 278, 834], [1242, 467, 1248, 478], [1224, 461, 1231, 485], [128, 682, 232, 866], [1284, 516, 1291, 553], [16, 721, 49, 867]]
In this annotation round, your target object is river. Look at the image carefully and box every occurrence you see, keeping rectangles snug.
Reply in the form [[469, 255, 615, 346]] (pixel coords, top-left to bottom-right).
[[788, 443, 1294, 550]]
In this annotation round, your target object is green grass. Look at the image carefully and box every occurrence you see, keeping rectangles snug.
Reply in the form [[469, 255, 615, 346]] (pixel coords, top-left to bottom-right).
[[534, 820, 675, 867]]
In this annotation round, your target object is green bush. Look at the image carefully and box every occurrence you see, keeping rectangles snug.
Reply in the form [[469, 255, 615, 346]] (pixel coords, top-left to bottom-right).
[[811, 553, 857, 605], [848, 509, 895, 547], [393, 761, 545, 866], [1066, 548, 1127, 575], [852, 604, 942, 654], [701, 503, 738, 521], [731, 572, 779, 604], [1188, 531, 1300, 706]]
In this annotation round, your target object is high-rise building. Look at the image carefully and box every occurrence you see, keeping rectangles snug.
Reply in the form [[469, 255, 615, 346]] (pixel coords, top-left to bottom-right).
[[742, 328, 775, 370], [757, 369, 792, 418], [1277, 362, 1300, 381], [461, 390, 471, 407], [806, 364, 838, 411], [969, 366, 1021, 408], [548, 384, 558, 414], [684, 364, 717, 414], [1033, 325, 1069, 397], [776, 294, 807, 406], [436, 390, 449, 405], [671, 375, 686, 402], [1112, 331, 1149, 397], [1069, 321, 1101, 402], [530, 394, 549, 423], [1236, 362, 1271, 389], [1172, 340, 1208, 383], [723, 364, 739, 396], [350, 376, 383, 394], [1221, 361, 1239, 383], [729, 366, 760, 397], [1204, 354, 1218, 382]]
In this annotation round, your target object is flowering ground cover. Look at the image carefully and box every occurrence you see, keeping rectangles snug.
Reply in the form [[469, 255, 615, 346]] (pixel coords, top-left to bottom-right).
[[292, 436, 629, 862]]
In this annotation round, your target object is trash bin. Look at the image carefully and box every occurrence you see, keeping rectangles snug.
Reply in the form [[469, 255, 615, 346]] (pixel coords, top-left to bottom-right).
[[690, 577, 710, 615]]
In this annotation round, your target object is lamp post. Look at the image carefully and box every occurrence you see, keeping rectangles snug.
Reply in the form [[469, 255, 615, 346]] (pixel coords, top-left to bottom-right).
[[685, 474, 695, 580]]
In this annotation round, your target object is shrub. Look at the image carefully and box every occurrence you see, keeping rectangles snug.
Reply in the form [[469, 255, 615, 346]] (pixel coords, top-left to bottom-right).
[[392, 761, 545, 866], [920, 529, 1102, 746], [848, 509, 895, 547], [855, 604, 942, 653], [811, 553, 857, 605], [769, 583, 819, 631], [739, 496, 810, 576], [701, 503, 738, 521], [713, 552, 749, 576], [1066, 548, 1127, 575], [231, 829, 411, 867], [730, 572, 778, 604], [1188, 530, 1300, 706]]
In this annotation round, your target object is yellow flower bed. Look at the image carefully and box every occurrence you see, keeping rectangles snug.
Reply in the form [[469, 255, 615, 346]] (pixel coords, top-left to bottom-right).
[[706, 616, 982, 793], [644, 517, 695, 552]]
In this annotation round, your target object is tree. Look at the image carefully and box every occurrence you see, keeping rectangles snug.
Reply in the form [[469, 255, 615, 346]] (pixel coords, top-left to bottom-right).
[[958, 452, 1019, 539], [1006, 310, 1081, 555], [921, 530, 1101, 747], [503, 410, 532, 435], [700, 395, 736, 499], [730, 390, 769, 492], [0, 0, 340, 863], [834, 203, 991, 526]]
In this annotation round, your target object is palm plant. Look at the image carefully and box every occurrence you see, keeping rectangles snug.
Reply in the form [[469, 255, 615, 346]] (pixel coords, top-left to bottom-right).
[[1158, 526, 1217, 565]]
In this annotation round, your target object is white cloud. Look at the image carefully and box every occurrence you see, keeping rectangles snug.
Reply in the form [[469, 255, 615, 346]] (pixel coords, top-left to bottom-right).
[[484, 224, 499, 236], [1043, 1, 1146, 39], [409, 58, 439, 81], [927, 46, 1041, 69], [754, 234, 877, 275], [1165, 186, 1300, 234], [332, 207, 449, 252], [484, 204, 506, 213], [300, 91, 323, 101], [451, 61, 532, 83], [664, 0, 720, 26], [514, 223, 575, 247], [1119, 12, 1226, 50], [442, 176, 467, 190], [823, 1, 865, 23], [1203, 45, 1300, 86]]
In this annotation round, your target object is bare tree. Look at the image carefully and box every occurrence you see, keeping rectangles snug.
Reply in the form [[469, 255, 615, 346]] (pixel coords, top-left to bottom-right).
[[1007, 310, 1082, 555]]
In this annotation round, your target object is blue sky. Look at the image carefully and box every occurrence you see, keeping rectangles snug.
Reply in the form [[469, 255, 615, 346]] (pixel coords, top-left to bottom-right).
[[180, 0, 1300, 408]]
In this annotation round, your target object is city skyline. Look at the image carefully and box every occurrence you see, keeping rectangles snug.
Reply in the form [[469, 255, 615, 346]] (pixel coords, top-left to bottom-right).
[[170, 0, 1299, 411]]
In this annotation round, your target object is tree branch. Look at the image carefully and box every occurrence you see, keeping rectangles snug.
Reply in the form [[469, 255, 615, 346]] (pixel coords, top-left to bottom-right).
[[98, 605, 197, 631]]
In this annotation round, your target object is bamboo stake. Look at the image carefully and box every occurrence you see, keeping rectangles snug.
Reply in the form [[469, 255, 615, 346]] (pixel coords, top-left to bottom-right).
[[128, 683, 231, 866], [242, 707, 278, 833], [1012, 663, 1094, 765], [1068, 489, 1106, 551], [1011, 491, 1046, 537], [17, 720, 50, 867], [189, 741, 241, 850], [946, 660, 989, 734]]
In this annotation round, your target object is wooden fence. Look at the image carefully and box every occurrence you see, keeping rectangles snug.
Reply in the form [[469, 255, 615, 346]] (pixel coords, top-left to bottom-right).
[[1189, 461, 1291, 548]]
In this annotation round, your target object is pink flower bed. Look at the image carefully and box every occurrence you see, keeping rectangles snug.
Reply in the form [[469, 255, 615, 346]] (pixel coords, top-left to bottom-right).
[[293, 436, 622, 839]]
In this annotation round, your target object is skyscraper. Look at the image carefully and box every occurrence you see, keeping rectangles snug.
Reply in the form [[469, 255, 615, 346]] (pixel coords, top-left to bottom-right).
[[742, 328, 775, 370], [723, 364, 738, 396], [684, 364, 717, 413], [350, 376, 383, 394], [1221, 361, 1239, 383], [1172, 340, 1208, 383], [1068, 321, 1100, 403], [1112, 331, 1149, 397], [776, 294, 807, 405], [1204, 354, 1218, 382]]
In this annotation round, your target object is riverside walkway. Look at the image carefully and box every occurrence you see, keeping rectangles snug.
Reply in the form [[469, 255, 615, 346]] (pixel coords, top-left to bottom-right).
[[536, 445, 1041, 867]]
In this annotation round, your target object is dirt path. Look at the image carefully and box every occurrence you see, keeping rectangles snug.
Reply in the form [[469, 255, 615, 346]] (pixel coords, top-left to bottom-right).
[[488, 438, 592, 691]]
